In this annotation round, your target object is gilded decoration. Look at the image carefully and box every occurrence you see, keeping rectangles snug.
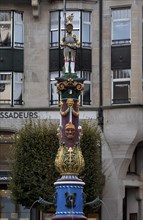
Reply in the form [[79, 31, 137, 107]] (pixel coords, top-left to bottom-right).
[[60, 99, 79, 117], [55, 142, 85, 175], [55, 13, 85, 177], [56, 79, 84, 94]]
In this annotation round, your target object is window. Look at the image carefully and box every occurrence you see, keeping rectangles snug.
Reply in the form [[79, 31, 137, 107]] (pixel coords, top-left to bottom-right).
[[80, 71, 91, 105], [50, 71, 91, 106], [82, 12, 91, 47], [0, 11, 24, 48], [50, 11, 59, 48], [50, 72, 60, 105], [111, 8, 131, 45], [130, 213, 137, 220], [0, 72, 23, 105], [50, 11, 92, 106], [0, 131, 16, 171], [112, 69, 131, 104], [50, 11, 91, 48], [0, 188, 30, 219]]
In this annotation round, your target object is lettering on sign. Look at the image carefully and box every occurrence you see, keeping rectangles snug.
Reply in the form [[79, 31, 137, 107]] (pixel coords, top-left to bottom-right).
[[0, 111, 38, 119]]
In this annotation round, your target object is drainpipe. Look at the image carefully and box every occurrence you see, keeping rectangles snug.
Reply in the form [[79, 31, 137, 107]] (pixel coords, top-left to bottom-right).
[[98, 0, 104, 130]]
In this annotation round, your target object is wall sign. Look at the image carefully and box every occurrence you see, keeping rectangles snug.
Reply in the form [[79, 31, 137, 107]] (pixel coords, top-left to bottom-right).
[[0, 111, 38, 119]]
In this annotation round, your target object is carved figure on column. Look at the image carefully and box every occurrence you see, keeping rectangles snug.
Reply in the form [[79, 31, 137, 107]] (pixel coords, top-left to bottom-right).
[[61, 13, 80, 74]]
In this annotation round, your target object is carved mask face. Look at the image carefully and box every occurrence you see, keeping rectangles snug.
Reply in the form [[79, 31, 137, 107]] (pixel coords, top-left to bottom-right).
[[65, 127, 75, 140]]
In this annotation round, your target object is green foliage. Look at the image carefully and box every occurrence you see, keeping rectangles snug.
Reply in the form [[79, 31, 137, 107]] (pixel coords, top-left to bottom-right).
[[10, 119, 104, 214], [80, 120, 104, 213], [9, 120, 59, 208]]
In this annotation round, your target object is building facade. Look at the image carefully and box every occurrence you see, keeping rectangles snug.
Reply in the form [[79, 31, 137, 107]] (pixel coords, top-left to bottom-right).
[[0, 0, 143, 220]]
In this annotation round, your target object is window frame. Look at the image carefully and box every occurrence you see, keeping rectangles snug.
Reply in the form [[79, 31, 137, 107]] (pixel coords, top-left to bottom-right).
[[0, 72, 23, 106], [50, 10, 91, 49], [111, 69, 131, 104], [50, 71, 61, 105], [49, 10, 92, 106], [80, 71, 91, 105], [0, 10, 24, 49], [111, 7, 131, 45], [0, 131, 16, 171]]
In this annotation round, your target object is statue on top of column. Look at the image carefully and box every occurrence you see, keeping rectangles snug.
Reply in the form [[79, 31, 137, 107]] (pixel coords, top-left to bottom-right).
[[61, 13, 80, 74]]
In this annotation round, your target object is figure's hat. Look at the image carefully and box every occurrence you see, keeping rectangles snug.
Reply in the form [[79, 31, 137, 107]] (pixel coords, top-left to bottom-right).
[[66, 13, 74, 27]]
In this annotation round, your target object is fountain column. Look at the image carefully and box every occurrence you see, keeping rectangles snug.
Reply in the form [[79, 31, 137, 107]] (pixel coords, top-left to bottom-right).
[[52, 13, 87, 220]]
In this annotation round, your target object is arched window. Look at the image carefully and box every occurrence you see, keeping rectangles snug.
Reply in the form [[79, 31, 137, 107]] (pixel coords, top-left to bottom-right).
[[127, 141, 143, 175]]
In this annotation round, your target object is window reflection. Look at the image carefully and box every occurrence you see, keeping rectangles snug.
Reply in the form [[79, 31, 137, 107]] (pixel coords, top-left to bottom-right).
[[50, 10, 91, 48], [0, 11, 24, 48], [112, 69, 131, 104], [0, 131, 15, 171], [112, 8, 131, 45], [0, 11, 11, 47], [0, 72, 23, 105], [0, 190, 14, 219], [0, 189, 30, 219]]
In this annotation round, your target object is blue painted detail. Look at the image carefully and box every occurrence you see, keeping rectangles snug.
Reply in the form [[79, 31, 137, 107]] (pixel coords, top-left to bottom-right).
[[56, 185, 83, 189], [56, 212, 84, 215], [54, 180, 85, 217]]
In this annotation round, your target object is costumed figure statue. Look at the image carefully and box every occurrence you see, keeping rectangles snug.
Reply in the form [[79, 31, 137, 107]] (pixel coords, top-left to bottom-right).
[[61, 13, 80, 74]]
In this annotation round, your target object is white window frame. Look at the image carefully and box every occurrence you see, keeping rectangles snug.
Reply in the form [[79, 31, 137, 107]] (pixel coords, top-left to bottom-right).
[[50, 71, 61, 105], [50, 10, 91, 49], [0, 11, 12, 47], [0, 72, 12, 105], [75, 71, 92, 106], [0, 72, 23, 106], [14, 11, 24, 48], [82, 11, 91, 47], [0, 10, 24, 48], [111, 69, 131, 104], [111, 8, 131, 45], [50, 11, 59, 48], [60, 11, 80, 46]]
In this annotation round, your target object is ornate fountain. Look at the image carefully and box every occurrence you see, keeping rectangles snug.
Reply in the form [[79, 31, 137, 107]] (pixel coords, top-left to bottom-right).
[[52, 14, 87, 220]]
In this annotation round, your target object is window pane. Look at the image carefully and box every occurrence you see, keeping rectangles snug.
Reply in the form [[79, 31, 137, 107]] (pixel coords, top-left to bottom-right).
[[113, 81, 130, 103], [113, 69, 131, 79], [0, 132, 15, 171], [61, 11, 80, 29], [0, 190, 15, 219], [112, 8, 131, 44], [130, 213, 137, 220], [60, 11, 80, 43], [50, 82, 58, 105], [50, 12, 59, 47], [0, 11, 11, 47], [82, 24, 90, 43], [51, 30, 58, 46], [0, 73, 11, 104], [14, 11, 24, 47], [82, 12, 91, 46], [50, 72, 59, 105], [51, 11, 59, 29], [83, 84, 90, 105], [14, 72, 23, 105], [113, 20, 130, 40], [19, 205, 30, 218]]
